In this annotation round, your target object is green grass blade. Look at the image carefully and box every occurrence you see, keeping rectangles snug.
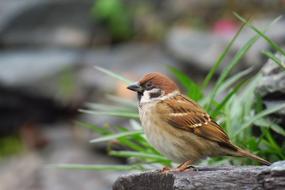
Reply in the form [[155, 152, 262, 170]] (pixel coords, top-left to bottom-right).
[[202, 22, 246, 88], [110, 150, 169, 162], [254, 118, 285, 136], [79, 109, 139, 119], [269, 123, 285, 137], [106, 95, 137, 107], [86, 103, 134, 112], [54, 164, 143, 171], [90, 130, 143, 143], [235, 104, 285, 136], [262, 129, 285, 159], [118, 139, 146, 152], [262, 51, 285, 70], [212, 78, 248, 117], [234, 13, 285, 56], [168, 66, 203, 101], [76, 121, 111, 135], [216, 67, 253, 95], [201, 67, 253, 106], [207, 34, 259, 110], [94, 66, 133, 84], [216, 36, 258, 90]]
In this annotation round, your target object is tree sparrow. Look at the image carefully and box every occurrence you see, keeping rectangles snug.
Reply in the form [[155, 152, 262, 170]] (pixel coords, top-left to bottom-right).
[[127, 72, 270, 171]]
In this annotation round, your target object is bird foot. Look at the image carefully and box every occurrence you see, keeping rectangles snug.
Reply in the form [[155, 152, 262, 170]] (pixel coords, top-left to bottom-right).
[[159, 166, 172, 174], [176, 165, 197, 172], [159, 165, 197, 174]]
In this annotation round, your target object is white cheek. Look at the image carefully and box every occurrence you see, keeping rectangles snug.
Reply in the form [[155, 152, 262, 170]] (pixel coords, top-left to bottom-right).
[[140, 89, 164, 104], [140, 91, 151, 104]]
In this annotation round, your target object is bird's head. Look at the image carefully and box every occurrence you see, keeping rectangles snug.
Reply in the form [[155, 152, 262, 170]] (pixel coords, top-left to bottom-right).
[[127, 72, 179, 103]]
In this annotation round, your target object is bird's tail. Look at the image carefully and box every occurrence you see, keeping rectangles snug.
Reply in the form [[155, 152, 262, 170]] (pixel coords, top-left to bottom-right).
[[235, 147, 271, 166]]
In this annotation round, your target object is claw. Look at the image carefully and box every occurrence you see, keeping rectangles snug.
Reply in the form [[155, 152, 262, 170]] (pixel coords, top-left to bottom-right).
[[177, 165, 197, 172], [160, 166, 171, 174], [160, 161, 197, 174], [176, 160, 196, 172], [187, 165, 198, 171]]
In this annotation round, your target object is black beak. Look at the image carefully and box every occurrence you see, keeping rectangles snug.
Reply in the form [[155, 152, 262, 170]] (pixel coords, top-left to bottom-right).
[[127, 82, 143, 93]]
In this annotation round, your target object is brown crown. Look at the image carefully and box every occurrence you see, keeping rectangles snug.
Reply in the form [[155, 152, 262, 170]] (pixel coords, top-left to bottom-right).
[[139, 72, 179, 94]]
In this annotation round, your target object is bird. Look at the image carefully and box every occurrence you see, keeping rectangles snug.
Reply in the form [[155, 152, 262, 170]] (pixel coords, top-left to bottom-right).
[[127, 72, 270, 172]]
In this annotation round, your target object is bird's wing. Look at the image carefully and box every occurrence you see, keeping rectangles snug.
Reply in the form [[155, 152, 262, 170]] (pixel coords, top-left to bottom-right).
[[156, 95, 237, 151]]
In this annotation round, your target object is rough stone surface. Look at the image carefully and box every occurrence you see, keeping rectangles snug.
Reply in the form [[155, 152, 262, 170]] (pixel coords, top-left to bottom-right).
[[0, 49, 80, 86], [113, 161, 285, 190], [255, 53, 285, 125], [166, 28, 228, 72], [256, 54, 285, 98], [0, 0, 94, 48]]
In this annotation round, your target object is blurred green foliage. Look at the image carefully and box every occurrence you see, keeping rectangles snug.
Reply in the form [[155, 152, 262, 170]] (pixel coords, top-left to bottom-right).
[[0, 136, 23, 159], [92, 0, 133, 41], [57, 67, 77, 100]]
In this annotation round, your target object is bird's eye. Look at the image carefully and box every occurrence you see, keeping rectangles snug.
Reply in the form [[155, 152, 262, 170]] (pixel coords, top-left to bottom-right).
[[145, 82, 153, 90]]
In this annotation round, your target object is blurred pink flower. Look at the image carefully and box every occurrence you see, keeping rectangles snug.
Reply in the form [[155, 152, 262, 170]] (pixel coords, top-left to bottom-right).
[[213, 19, 238, 37]]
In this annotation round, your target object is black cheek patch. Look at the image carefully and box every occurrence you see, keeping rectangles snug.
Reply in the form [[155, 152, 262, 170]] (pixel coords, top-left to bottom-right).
[[150, 90, 162, 98]]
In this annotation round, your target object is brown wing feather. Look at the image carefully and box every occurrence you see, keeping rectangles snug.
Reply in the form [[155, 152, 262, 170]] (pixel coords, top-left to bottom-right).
[[157, 95, 238, 151]]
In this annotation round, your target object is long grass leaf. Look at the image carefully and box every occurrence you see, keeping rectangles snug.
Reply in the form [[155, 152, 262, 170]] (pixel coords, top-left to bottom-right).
[[110, 151, 169, 162], [202, 22, 246, 88], [94, 66, 133, 84], [80, 109, 139, 119], [86, 103, 132, 111], [90, 130, 143, 143], [235, 104, 285, 136], [117, 138, 146, 152], [54, 164, 143, 171], [207, 35, 259, 110], [168, 66, 203, 101], [262, 129, 285, 159], [216, 67, 253, 95], [201, 67, 253, 106], [269, 124, 285, 137], [76, 121, 111, 135], [262, 51, 285, 70], [106, 95, 137, 107], [234, 13, 285, 56], [212, 78, 248, 117], [254, 118, 285, 136]]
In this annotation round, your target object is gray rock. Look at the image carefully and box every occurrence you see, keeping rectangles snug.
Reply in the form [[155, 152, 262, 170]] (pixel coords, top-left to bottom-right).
[[255, 53, 285, 116], [0, 0, 39, 33], [256, 54, 285, 96], [113, 161, 285, 190], [0, 49, 82, 102], [0, 0, 94, 48], [0, 49, 85, 134], [0, 49, 80, 85], [166, 28, 228, 71]]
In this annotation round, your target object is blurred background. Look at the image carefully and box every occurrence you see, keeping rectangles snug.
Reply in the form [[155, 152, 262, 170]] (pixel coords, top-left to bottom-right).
[[0, 0, 285, 189]]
